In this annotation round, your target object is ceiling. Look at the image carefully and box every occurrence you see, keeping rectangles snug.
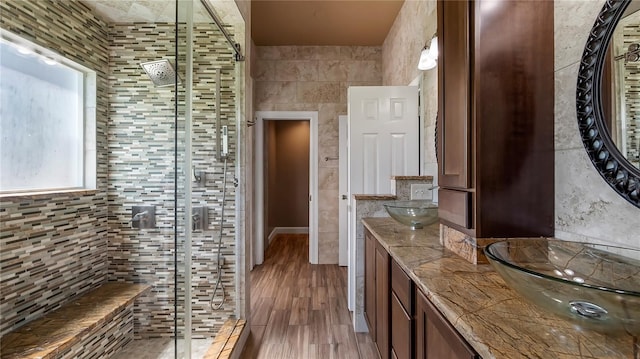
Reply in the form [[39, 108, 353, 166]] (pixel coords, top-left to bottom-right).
[[81, 0, 404, 46], [81, 0, 243, 28], [251, 0, 405, 46]]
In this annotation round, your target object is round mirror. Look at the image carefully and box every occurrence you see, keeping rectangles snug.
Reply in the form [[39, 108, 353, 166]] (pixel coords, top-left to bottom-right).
[[577, 0, 640, 208]]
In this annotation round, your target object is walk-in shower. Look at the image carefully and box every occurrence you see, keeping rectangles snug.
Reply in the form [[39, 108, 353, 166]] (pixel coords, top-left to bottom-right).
[[0, 0, 246, 358]]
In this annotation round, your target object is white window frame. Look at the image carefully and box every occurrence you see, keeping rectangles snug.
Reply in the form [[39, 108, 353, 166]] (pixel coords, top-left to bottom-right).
[[0, 29, 97, 196]]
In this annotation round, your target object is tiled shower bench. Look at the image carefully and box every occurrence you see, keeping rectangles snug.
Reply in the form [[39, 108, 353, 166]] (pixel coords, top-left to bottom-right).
[[0, 282, 151, 359]]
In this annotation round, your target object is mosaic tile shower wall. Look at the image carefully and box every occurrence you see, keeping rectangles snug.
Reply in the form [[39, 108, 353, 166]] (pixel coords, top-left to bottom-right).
[[107, 23, 237, 338], [623, 22, 640, 167], [0, 0, 109, 336]]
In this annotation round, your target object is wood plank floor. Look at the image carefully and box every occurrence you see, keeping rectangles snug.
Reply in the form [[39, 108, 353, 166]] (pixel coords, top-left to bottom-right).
[[240, 234, 378, 359]]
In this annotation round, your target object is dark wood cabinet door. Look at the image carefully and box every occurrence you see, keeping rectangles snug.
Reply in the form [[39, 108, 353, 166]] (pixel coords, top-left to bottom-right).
[[391, 292, 412, 359], [364, 232, 376, 338], [375, 241, 390, 359], [415, 290, 478, 359], [415, 289, 428, 359], [436, 0, 555, 238], [437, 0, 471, 190]]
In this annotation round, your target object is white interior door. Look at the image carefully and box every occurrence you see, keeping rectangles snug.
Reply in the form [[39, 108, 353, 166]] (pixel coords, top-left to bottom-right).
[[346, 86, 419, 326], [339, 115, 348, 267]]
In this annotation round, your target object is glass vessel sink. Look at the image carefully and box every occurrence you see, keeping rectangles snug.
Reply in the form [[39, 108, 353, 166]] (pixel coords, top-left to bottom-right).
[[485, 239, 640, 335], [383, 200, 438, 230]]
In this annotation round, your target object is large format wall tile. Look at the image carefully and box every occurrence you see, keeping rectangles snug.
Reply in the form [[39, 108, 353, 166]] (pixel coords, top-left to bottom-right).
[[382, 0, 436, 87], [255, 46, 382, 264], [554, 0, 606, 71], [555, 62, 583, 151], [554, 0, 640, 250], [555, 149, 640, 249]]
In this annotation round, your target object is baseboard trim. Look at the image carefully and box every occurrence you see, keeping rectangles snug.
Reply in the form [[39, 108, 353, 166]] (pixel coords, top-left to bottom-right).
[[353, 313, 369, 333], [267, 227, 309, 245]]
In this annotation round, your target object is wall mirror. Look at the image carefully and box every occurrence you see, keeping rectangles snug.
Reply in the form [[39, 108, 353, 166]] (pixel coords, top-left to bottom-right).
[[577, 0, 640, 208]]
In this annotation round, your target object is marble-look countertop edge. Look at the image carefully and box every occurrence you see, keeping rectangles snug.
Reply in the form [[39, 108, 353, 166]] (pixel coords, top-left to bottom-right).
[[391, 175, 434, 180], [353, 194, 397, 201]]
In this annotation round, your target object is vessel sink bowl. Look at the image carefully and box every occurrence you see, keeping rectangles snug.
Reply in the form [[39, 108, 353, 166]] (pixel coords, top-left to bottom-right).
[[383, 200, 438, 230], [485, 239, 640, 335]]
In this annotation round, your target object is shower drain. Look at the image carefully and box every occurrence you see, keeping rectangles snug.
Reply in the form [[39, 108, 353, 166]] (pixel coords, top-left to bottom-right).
[[569, 300, 608, 320]]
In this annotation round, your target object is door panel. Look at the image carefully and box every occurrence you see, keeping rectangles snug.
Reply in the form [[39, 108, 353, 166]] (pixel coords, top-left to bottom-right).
[[349, 86, 419, 195], [438, 0, 471, 189], [346, 86, 419, 316]]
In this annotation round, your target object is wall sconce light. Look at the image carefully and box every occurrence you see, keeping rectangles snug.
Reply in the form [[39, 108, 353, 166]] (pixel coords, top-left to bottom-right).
[[418, 35, 438, 71]]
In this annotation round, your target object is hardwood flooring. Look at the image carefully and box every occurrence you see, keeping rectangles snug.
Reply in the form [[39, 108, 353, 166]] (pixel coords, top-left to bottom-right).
[[240, 234, 378, 359]]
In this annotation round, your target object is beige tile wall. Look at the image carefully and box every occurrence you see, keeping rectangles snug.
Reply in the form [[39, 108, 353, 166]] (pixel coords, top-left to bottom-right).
[[254, 46, 382, 264], [382, 0, 436, 87], [554, 0, 640, 250]]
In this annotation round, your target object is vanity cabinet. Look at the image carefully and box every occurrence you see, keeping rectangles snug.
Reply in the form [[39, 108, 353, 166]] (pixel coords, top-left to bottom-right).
[[365, 228, 479, 359], [415, 289, 479, 359], [364, 230, 390, 359], [436, 0, 555, 237]]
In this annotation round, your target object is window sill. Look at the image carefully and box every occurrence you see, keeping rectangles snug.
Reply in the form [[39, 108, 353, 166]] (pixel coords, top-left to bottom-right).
[[0, 188, 99, 201]]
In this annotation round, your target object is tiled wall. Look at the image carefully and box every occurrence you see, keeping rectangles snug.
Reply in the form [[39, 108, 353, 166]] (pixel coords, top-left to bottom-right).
[[253, 46, 382, 264], [0, 0, 239, 339], [107, 23, 237, 338], [382, 0, 434, 87], [0, 0, 109, 336], [58, 306, 134, 358], [554, 0, 640, 250]]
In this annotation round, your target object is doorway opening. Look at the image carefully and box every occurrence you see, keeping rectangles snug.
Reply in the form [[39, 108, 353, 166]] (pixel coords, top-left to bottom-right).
[[265, 120, 310, 243], [254, 111, 319, 265]]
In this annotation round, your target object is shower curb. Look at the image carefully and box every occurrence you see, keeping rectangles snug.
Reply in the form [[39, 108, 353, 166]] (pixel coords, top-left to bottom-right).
[[203, 319, 247, 359]]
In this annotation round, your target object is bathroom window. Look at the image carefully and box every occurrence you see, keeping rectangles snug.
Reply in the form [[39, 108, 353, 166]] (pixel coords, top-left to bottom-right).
[[0, 30, 96, 195]]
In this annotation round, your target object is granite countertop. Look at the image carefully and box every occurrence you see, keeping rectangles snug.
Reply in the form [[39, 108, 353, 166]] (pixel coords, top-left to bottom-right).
[[362, 217, 638, 359]]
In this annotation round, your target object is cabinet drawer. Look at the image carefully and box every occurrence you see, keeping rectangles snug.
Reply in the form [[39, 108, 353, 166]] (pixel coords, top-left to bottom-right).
[[438, 189, 471, 229], [420, 290, 478, 359], [391, 292, 412, 359], [391, 259, 412, 312]]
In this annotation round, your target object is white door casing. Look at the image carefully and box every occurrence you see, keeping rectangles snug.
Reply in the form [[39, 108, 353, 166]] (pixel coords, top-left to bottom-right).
[[254, 111, 319, 265], [339, 115, 348, 268], [346, 86, 419, 330]]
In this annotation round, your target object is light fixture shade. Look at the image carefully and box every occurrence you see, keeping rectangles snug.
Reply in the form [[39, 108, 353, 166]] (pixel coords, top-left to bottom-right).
[[418, 46, 436, 70], [428, 36, 438, 59], [417, 36, 438, 71]]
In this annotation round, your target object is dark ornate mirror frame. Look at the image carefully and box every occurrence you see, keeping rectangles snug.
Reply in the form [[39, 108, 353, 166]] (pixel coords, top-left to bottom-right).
[[577, 0, 640, 208]]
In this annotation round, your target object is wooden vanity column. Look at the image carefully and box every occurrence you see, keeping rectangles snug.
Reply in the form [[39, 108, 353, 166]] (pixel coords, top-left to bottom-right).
[[437, 0, 555, 238]]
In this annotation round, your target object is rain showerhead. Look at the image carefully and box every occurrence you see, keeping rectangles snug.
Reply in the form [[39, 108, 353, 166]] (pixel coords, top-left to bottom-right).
[[140, 59, 179, 87]]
